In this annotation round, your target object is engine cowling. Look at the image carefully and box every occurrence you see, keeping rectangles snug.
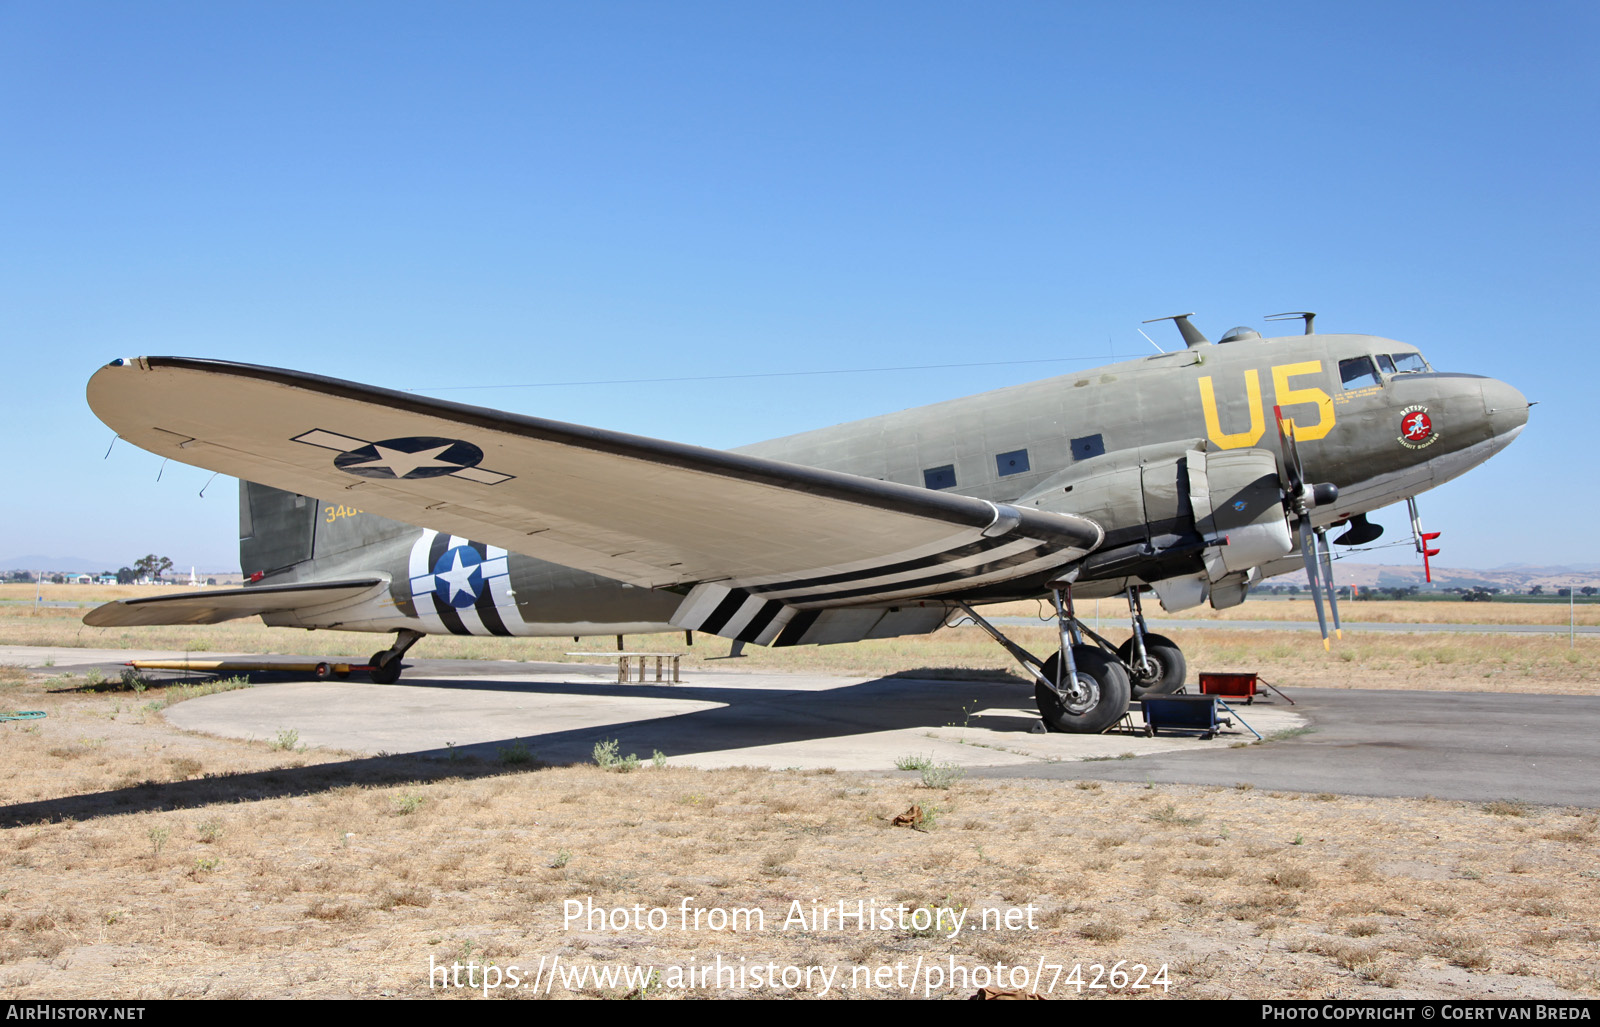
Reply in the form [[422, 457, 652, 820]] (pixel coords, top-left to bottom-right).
[[1019, 443, 1293, 611]]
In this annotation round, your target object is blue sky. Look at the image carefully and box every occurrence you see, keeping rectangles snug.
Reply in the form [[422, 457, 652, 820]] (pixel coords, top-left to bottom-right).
[[1, 1, 1594, 572]]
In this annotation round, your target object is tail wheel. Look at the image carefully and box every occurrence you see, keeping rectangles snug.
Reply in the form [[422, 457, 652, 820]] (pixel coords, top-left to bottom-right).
[[314, 662, 332, 681], [368, 652, 403, 685], [1035, 646, 1131, 734], [1116, 633, 1186, 699]]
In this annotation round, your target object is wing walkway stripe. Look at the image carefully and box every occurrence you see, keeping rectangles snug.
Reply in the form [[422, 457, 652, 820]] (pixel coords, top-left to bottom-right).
[[776, 545, 1072, 606], [744, 536, 1023, 594], [752, 538, 1044, 600]]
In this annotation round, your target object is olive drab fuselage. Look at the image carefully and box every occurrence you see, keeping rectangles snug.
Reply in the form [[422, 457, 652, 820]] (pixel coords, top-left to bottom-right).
[[740, 330, 1526, 610]]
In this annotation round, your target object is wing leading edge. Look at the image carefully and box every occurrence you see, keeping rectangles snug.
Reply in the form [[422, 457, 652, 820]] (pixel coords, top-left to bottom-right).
[[88, 358, 1102, 641], [82, 578, 388, 627]]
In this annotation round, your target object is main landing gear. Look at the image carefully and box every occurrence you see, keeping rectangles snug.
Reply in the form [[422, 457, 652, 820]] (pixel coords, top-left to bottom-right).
[[1116, 586, 1186, 700], [955, 585, 1185, 734], [368, 628, 424, 685]]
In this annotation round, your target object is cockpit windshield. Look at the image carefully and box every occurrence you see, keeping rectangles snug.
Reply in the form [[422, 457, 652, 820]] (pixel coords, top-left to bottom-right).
[[1339, 356, 1381, 389], [1342, 351, 1432, 389], [1390, 352, 1429, 374]]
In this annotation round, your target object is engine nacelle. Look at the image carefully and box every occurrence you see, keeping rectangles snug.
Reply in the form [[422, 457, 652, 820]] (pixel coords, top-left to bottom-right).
[[1020, 442, 1293, 611]]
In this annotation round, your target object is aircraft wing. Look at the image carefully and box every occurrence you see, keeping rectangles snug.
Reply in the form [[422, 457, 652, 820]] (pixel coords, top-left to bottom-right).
[[88, 358, 1102, 644], [83, 578, 387, 627]]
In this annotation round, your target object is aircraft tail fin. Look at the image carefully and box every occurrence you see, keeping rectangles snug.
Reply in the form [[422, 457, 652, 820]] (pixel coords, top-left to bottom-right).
[[238, 481, 318, 580]]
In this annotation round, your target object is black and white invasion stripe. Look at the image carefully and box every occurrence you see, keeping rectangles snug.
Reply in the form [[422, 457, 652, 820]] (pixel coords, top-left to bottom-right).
[[670, 526, 1086, 645]]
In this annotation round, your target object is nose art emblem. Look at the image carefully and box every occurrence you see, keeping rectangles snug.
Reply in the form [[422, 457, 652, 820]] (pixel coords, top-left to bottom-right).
[[1398, 406, 1438, 449]]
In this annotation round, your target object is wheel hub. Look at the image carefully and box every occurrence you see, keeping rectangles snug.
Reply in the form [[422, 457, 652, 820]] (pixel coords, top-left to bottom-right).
[[1062, 673, 1100, 715]]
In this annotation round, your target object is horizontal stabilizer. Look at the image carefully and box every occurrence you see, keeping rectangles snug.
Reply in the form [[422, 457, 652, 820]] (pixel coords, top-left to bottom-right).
[[83, 578, 387, 627]]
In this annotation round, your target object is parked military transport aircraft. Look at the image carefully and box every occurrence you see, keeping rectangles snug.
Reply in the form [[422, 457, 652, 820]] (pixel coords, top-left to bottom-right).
[[84, 314, 1528, 732]]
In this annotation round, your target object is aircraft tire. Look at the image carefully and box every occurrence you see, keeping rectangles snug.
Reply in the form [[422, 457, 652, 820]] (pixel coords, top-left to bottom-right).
[[1116, 634, 1186, 699], [368, 652, 402, 685], [1035, 646, 1131, 734]]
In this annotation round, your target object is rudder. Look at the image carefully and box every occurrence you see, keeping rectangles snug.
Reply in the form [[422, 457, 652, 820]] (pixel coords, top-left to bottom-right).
[[238, 481, 317, 580]]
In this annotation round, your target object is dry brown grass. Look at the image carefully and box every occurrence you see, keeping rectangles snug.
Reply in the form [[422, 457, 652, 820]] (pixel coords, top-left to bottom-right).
[[1, 668, 1598, 999]]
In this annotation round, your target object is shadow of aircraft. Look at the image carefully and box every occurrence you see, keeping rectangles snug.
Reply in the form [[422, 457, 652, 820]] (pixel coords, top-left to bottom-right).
[[3, 664, 1037, 828]]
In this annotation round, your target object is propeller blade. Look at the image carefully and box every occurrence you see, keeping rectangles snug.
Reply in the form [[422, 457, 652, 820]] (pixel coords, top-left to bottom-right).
[[1317, 526, 1342, 640], [1299, 519, 1330, 650], [1280, 403, 1334, 648], [1285, 420, 1306, 491], [1272, 405, 1302, 494]]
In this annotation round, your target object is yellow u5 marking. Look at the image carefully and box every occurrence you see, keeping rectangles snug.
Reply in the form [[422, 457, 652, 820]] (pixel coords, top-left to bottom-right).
[[1199, 361, 1334, 450], [1198, 369, 1265, 448]]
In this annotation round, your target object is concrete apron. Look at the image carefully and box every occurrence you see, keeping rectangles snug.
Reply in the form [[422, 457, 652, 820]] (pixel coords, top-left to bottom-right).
[[135, 660, 1304, 771]]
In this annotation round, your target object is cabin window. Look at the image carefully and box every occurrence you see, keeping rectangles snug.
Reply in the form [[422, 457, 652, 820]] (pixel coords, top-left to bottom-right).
[[1339, 356, 1381, 390], [1391, 352, 1429, 374], [1070, 434, 1105, 461], [923, 464, 957, 490], [995, 449, 1030, 476]]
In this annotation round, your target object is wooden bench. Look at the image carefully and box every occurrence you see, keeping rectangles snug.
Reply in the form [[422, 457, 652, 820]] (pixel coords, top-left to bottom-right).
[[565, 652, 683, 684]]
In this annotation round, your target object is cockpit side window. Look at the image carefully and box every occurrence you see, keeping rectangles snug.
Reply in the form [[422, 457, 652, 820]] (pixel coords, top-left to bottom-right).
[[1391, 352, 1428, 374], [1339, 356, 1381, 390], [1375, 354, 1397, 375]]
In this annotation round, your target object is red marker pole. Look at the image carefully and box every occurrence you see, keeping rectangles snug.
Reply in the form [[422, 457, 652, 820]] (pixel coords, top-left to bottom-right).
[[1420, 532, 1441, 583]]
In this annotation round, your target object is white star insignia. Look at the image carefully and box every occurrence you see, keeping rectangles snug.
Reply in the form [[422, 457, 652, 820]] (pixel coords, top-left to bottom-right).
[[434, 551, 481, 604], [348, 443, 461, 479]]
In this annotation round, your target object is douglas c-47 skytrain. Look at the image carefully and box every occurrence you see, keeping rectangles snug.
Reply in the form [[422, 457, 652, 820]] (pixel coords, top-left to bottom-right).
[[84, 313, 1529, 732]]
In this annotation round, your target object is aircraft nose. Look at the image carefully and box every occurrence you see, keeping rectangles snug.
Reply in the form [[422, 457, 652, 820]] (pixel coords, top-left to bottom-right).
[[1481, 378, 1529, 437]]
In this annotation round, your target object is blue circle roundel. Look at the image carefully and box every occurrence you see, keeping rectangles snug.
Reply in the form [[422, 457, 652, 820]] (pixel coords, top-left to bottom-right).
[[431, 546, 484, 608], [334, 436, 484, 480]]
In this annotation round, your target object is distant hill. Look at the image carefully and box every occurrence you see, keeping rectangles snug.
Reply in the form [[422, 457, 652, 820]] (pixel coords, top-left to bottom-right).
[[1272, 561, 1600, 593], [1487, 562, 1600, 574]]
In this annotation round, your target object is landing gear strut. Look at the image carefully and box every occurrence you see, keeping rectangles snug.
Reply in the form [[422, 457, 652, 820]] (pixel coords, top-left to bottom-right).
[[957, 583, 1192, 732], [1116, 586, 1185, 699], [368, 628, 423, 685], [955, 586, 1131, 734]]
